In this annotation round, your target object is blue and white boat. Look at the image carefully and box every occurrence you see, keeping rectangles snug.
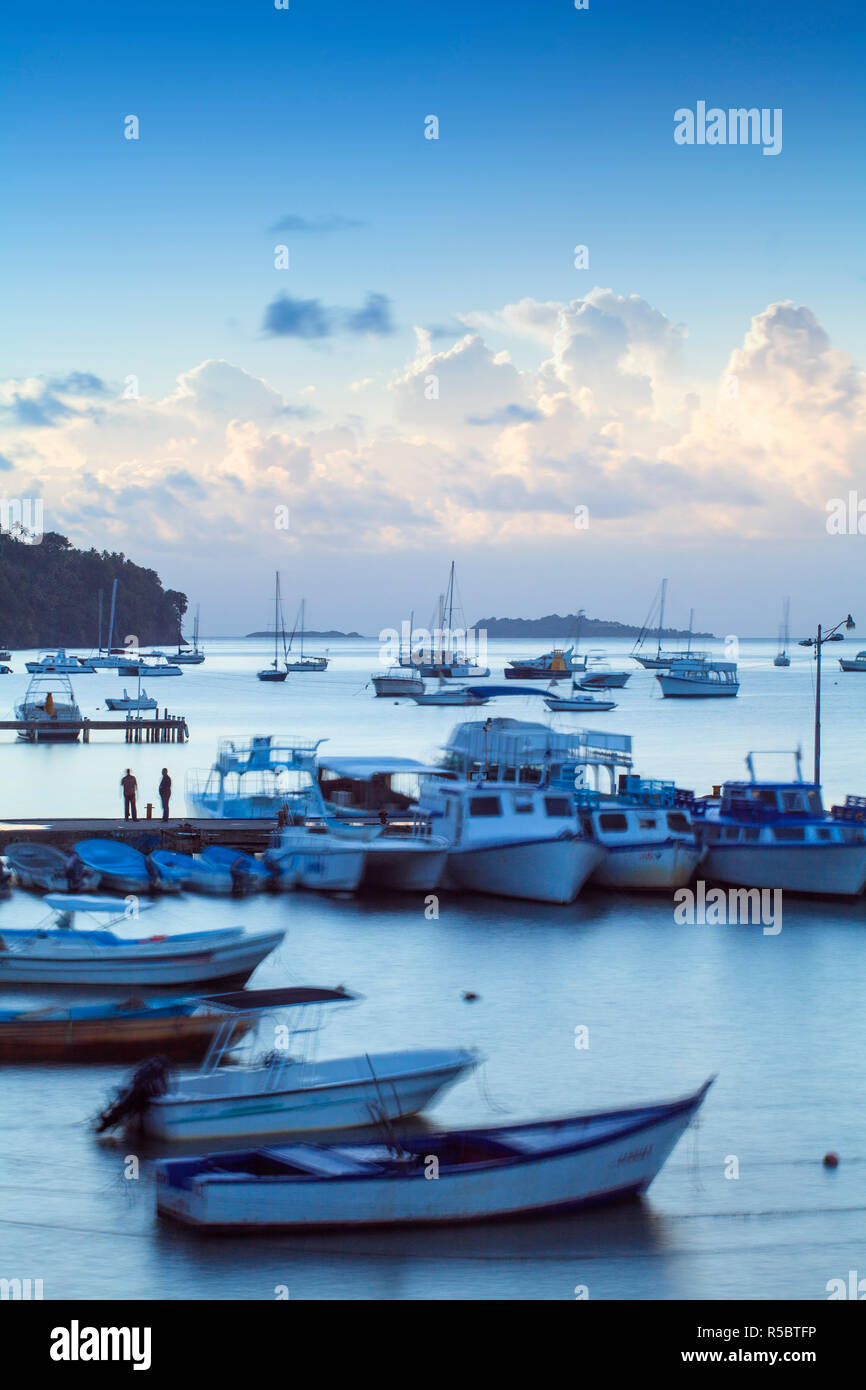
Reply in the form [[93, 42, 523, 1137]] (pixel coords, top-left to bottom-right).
[[656, 660, 738, 698], [0, 895, 285, 986], [699, 751, 866, 896], [74, 839, 180, 894], [156, 1076, 714, 1230], [25, 649, 93, 674]]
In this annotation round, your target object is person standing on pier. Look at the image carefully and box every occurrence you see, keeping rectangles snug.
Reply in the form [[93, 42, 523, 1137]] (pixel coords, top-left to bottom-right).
[[159, 768, 172, 821], [121, 768, 138, 821]]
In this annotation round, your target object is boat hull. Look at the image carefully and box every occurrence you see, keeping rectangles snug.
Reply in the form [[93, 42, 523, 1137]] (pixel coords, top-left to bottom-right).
[[360, 842, 448, 892], [265, 845, 366, 892], [0, 1011, 252, 1063], [703, 843, 866, 896], [446, 836, 603, 904], [0, 930, 285, 986], [591, 839, 701, 891], [371, 675, 425, 696], [156, 1081, 712, 1229], [144, 1049, 478, 1142]]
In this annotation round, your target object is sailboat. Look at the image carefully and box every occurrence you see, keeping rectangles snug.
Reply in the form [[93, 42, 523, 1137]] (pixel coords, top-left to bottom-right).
[[257, 573, 289, 682], [82, 580, 128, 669], [774, 598, 791, 667], [632, 583, 710, 668], [174, 606, 205, 665], [410, 561, 489, 678], [284, 599, 329, 672]]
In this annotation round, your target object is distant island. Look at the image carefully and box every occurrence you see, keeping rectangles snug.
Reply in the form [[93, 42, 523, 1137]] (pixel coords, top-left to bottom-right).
[[474, 613, 716, 639], [0, 531, 187, 647], [246, 629, 366, 639]]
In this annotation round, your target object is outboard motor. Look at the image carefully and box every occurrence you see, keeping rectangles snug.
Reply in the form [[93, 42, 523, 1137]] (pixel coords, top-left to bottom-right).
[[94, 1056, 170, 1133]]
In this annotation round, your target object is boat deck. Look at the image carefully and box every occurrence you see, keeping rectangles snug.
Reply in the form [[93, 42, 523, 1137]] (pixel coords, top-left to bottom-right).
[[0, 818, 275, 854]]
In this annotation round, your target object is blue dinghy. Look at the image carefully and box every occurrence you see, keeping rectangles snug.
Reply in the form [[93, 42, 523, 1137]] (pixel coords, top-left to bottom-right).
[[74, 839, 180, 894], [200, 845, 273, 891]]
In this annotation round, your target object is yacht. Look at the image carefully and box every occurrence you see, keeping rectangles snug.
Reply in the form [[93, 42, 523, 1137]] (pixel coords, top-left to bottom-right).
[[404, 562, 490, 678], [258, 572, 289, 682], [14, 673, 83, 741], [656, 661, 739, 698], [576, 653, 631, 689], [173, 606, 205, 664], [504, 646, 580, 681], [25, 649, 93, 674], [839, 651, 866, 673], [118, 655, 183, 677], [415, 721, 604, 903], [773, 598, 791, 667], [632, 582, 711, 668], [698, 752, 866, 896]]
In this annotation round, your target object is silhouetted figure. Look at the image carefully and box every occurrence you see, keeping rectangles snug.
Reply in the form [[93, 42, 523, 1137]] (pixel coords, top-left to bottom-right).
[[121, 768, 138, 821], [159, 768, 172, 822]]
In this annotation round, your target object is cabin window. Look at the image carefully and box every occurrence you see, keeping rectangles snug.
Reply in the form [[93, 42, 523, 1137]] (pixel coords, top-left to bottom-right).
[[502, 767, 516, 783], [773, 826, 805, 842], [638, 817, 657, 830], [599, 813, 628, 832], [816, 828, 831, 841], [807, 791, 823, 815], [518, 766, 542, 784], [514, 798, 533, 814], [544, 797, 572, 818], [724, 827, 739, 841], [782, 791, 805, 813], [703, 825, 720, 842], [667, 812, 690, 832], [743, 827, 760, 841], [757, 790, 778, 809], [469, 796, 502, 818]]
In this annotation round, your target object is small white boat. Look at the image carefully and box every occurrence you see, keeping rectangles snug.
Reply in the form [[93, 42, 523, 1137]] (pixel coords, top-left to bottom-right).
[[0, 895, 285, 986], [118, 656, 183, 677], [263, 832, 367, 893], [656, 661, 739, 698], [839, 651, 866, 672], [5, 842, 101, 893], [576, 654, 630, 690], [545, 687, 616, 712], [774, 598, 791, 666], [105, 688, 158, 712], [411, 682, 490, 706], [25, 649, 93, 674], [14, 673, 83, 741], [371, 666, 425, 697], [156, 1076, 714, 1229]]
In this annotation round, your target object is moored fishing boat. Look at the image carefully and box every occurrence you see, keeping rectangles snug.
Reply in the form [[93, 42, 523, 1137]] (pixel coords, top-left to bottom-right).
[[0, 993, 255, 1063], [0, 895, 285, 986], [5, 842, 101, 892], [371, 666, 426, 697], [105, 688, 158, 712], [74, 839, 179, 894], [24, 649, 93, 674], [699, 751, 866, 896], [504, 647, 578, 681], [545, 686, 616, 713], [155, 1076, 714, 1230], [839, 650, 866, 672], [656, 661, 739, 698], [411, 683, 490, 706]]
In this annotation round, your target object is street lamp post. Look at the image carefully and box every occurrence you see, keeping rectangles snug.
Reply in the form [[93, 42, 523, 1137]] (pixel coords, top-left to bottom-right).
[[803, 615, 855, 785]]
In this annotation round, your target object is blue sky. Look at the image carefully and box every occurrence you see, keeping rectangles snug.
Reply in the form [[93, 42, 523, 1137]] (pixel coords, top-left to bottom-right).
[[2, 0, 864, 632]]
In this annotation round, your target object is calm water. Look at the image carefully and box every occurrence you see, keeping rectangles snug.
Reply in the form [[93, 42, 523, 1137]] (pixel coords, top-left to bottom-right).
[[2, 637, 865, 1300]]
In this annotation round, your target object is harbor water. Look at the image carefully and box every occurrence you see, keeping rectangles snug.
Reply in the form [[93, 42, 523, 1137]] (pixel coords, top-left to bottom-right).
[[2, 637, 865, 1299]]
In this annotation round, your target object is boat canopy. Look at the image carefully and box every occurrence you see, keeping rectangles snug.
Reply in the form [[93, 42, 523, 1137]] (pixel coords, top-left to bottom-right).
[[43, 893, 148, 914]]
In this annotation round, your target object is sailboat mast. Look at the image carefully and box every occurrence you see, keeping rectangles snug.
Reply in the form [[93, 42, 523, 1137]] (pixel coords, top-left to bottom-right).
[[656, 579, 668, 658], [106, 579, 118, 656], [299, 599, 305, 659], [97, 588, 103, 654], [274, 572, 280, 666], [686, 608, 694, 657]]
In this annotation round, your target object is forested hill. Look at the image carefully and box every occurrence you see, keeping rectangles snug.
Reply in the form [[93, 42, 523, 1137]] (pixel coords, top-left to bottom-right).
[[0, 532, 187, 648], [475, 613, 715, 639]]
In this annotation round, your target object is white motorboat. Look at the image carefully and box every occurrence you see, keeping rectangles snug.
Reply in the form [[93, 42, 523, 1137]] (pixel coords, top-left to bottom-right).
[[411, 682, 490, 706], [0, 895, 285, 986], [371, 666, 425, 697], [118, 655, 183, 677], [105, 688, 158, 711], [839, 650, 866, 673], [99, 987, 479, 1141], [416, 722, 604, 903], [24, 649, 93, 674], [545, 685, 616, 712], [699, 751, 866, 896], [264, 835, 367, 892], [656, 661, 739, 698], [14, 673, 83, 741], [156, 1077, 714, 1230], [576, 653, 631, 689]]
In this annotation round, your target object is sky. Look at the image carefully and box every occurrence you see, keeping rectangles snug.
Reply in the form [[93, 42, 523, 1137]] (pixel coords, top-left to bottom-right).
[[1, 0, 864, 635]]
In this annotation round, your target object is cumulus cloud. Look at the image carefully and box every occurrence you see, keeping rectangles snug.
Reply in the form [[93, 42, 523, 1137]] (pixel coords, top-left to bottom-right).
[[0, 293, 862, 569]]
